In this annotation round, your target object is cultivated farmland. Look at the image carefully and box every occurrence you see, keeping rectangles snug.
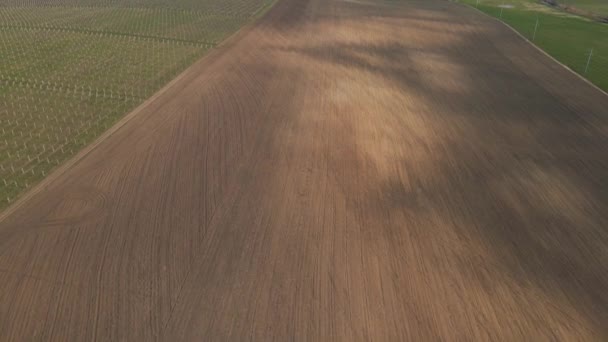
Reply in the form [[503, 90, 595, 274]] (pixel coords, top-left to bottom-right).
[[0, 0, 607, 340], [0, 0, 272, 207]]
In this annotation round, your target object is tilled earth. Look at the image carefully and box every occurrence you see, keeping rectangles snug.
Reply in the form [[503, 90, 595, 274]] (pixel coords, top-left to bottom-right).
[[0, 0, 607, 340]]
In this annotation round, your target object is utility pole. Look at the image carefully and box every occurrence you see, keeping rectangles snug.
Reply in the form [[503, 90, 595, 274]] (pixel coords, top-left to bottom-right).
[[533, 17, 539, 41], [585, 48, 593, 75]]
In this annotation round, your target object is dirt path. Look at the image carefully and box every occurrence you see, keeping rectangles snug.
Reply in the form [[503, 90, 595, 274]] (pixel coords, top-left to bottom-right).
[[1, 0, 607, 340]]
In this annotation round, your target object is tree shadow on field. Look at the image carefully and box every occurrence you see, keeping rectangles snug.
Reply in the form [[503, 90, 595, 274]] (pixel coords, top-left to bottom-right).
[[272, 0, 608, 336]]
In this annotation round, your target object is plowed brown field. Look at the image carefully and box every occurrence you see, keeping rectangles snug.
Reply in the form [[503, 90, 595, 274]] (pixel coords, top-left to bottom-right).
[[1, 0, 607, 340]]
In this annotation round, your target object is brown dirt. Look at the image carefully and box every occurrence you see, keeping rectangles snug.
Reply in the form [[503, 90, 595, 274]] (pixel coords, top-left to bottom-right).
[[1, 0, 607, 340]]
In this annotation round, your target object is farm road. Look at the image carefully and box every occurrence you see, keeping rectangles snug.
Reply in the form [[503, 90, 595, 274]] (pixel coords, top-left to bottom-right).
[[1, 0, 607, 340]]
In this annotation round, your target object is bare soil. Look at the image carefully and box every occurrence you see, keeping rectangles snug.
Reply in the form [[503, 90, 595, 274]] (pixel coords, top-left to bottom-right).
[[0, 0, 607, 340]]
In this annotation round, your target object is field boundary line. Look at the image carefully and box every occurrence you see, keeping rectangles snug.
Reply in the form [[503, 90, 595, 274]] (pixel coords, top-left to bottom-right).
[[0, 2, 278, 224], [460, 1, 608, 99], [0, 77, 183, 223]]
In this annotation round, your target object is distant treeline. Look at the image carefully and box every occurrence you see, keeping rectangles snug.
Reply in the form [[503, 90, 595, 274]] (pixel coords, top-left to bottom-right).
[[542, 0, 608, 23]]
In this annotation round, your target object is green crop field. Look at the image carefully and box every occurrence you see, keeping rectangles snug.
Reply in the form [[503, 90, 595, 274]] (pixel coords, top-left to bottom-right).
[[0, 0, 274, 208], [461, 0, 608, 92]]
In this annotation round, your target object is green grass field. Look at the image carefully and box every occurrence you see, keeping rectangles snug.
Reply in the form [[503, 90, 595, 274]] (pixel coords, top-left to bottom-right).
[[462, 0, 608, 92], [0, 0, 274, 208]]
